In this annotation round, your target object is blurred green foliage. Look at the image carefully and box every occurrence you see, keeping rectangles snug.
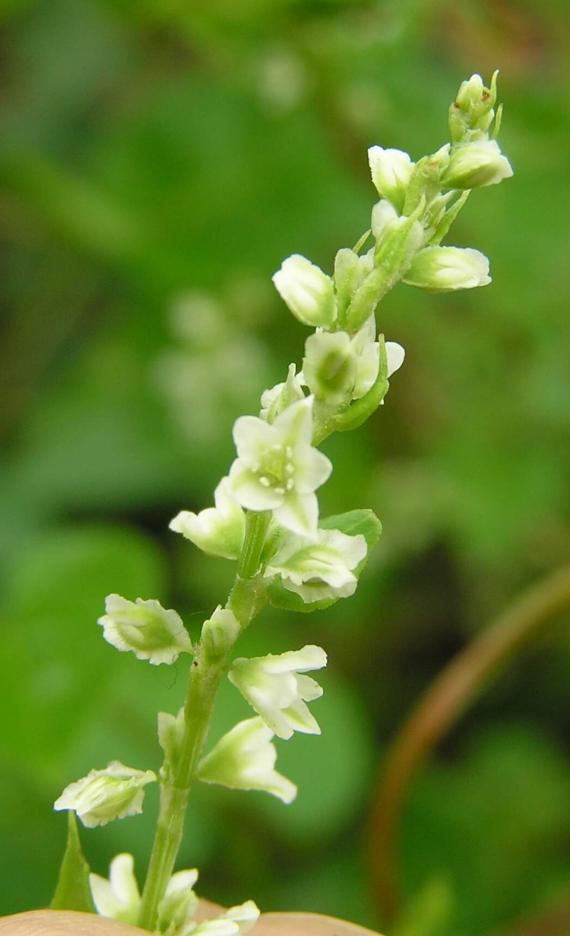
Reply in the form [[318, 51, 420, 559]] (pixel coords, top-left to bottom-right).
[[1, 1, 569, 934]]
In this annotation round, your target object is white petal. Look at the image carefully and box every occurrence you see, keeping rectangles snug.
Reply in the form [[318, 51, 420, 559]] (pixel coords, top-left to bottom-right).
[[385, 341, 405, 377], [233, 415, 277, 463], [229, 461, 283, 511], [274, 491, 319, 536], [294, 446, 332, 493]]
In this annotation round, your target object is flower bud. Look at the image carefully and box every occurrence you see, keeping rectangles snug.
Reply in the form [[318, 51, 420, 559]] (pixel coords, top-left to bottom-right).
[[333, 247, 374, 325], [449, 71, 498, 142], [54, 762, 156, 828], [260, 363, 305, 423], [170, 477, 245, 561], [98, 594, 192, 666], [442, 139, 513, 190], [158, 707, 185, 780], [272, 254, 336, 328], [302, 331, 357, 405], [404, 246, 491, 291], [201, 605, 240, 665], [368, 146, 414, 212], [197, 717, 296, 804]]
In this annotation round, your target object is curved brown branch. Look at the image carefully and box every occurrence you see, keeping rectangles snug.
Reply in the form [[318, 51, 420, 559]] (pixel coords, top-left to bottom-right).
[[369, 564, 570, 924]]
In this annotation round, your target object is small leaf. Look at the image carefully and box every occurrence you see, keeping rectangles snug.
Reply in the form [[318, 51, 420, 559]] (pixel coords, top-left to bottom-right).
[[50, 813, 95, 912]]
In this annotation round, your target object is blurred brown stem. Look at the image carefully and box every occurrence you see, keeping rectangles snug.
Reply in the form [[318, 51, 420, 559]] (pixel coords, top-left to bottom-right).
[[369, 564, 570, 924]]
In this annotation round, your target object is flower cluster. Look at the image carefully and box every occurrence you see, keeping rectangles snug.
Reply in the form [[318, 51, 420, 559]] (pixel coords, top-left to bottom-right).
[[90, 853, 259, 936], [52, 72, 512, 934]]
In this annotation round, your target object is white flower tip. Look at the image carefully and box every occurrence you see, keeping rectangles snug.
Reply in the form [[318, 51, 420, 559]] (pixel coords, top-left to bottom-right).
[[385, 341, 405, 377]]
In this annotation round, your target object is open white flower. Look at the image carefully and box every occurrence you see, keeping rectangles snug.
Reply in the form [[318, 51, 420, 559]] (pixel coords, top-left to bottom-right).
[[404, 245, 491, 291], [90, 853, 141, 925], [229, 396, 331, 536], [170, 477, 245, 561], [98, 594, 192, 666], [197, 717, 296, 804], [368, 146, 414, 211], [54, 761, 156, 828], [229, 645, 326, 740], [264, 527, 367, 602], [272, 254, 336, 328], [189, 900, 260, 936]]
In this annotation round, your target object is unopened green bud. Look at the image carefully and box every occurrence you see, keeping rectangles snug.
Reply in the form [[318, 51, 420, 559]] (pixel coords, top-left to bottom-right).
[[54, 762, 156, 829], [260, 363, 305, 423], [404, 246, 491, 291], [98, 594, 192, 666], [201, 605, 240, 665], [449, 71, 498, 142], [158, 707, 185, 780], [442, 139, 513, 190], [303, 331, 357, 405], [273, 254, 336, 328], [333, 247, 373, 326]]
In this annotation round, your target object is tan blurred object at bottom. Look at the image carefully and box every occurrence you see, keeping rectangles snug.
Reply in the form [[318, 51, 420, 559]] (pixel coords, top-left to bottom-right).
[[0, 903, 383, 935]]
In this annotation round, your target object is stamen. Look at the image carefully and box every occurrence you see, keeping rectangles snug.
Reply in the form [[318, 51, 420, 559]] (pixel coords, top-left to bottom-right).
[[259, 476, 271, 487], [286, 479, 295, 491]]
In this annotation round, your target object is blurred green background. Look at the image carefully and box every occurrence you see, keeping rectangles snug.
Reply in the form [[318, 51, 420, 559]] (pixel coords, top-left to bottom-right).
[[1, 1, 569, 934]]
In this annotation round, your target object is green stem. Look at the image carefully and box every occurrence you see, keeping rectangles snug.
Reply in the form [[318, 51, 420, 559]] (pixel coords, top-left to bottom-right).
[[137, 510, 270, 931]]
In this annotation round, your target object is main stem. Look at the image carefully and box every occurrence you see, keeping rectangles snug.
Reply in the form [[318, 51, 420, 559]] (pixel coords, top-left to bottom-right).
[[137, 510, 270, 931]]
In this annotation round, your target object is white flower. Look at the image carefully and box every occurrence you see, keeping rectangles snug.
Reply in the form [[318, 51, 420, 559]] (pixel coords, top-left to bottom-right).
[[272, 254, 336, 328], [404, 246, 491, 291], [170, 477, 245, 561], [368, 146, 414, 211], [442, 139, 513, 189], [90, 853, 141, 925], [229, 645, 327, 740], [197, 717, 296, 804], [229, 396, 332, 536], [302, 330, 357, 405], [98, 594, 192, 666], [54, 761, 156, 828], [264, 527, 367, 602], [90, 855, 201, 936], [189, 901, 260, 936]]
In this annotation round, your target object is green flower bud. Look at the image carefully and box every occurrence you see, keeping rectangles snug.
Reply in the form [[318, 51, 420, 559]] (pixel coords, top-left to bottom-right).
[[201, 605, 240, 665], [54, 762, 156, 829], [98, 594, 192, 665], [302, 331, 357, 405], [442, 139, 513, 190], [404, 246, 491, 291], [448, 71, 498, 142], [272, 254, 336, 328], [260, 363, 305, 423]]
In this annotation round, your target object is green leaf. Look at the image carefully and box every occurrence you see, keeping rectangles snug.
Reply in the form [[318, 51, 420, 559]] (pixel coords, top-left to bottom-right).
[[321, 508, 382, 550], [50, 813, 95, 912]]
